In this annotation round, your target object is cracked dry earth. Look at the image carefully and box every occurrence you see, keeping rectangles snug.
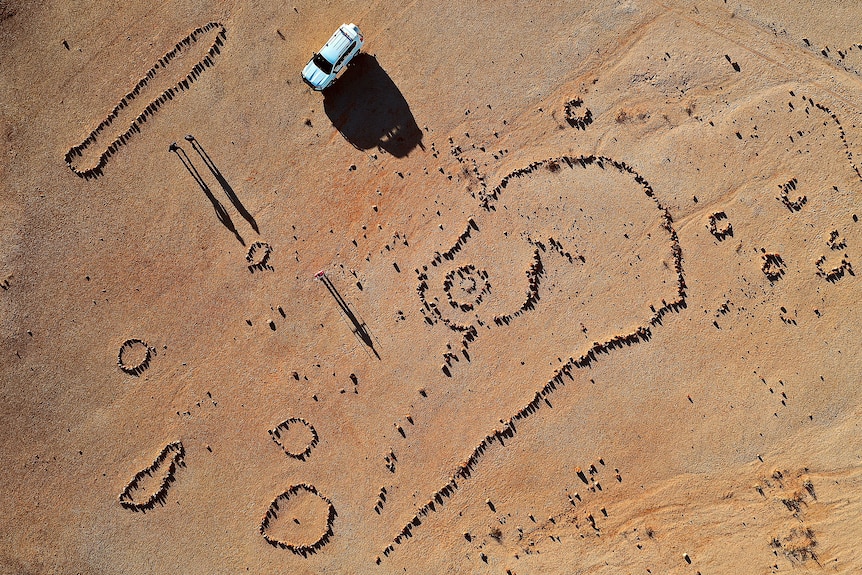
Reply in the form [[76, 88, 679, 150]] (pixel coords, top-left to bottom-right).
[[2, 0, 861, 574]]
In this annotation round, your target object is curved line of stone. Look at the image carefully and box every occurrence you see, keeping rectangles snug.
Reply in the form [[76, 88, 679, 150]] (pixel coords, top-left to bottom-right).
[[795, 92, 862, 183]]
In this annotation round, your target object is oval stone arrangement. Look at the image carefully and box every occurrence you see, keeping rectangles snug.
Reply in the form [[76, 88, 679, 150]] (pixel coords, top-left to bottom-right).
[[246, 241, 274, 273], [117, 338, 154, 376], [118, 441, 185, 512], [268, 418, 319, 461], [65, 22, 227, 179], [260, 484, 337, 557]]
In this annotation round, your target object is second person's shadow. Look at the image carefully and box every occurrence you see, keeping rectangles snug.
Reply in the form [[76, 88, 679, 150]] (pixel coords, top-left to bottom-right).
[[323, 54, 424, 158]]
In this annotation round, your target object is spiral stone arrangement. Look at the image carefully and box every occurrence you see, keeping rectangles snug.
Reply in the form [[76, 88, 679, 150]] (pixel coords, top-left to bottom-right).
[[386, 154, 687, 560], [443, 264, 490, 312]]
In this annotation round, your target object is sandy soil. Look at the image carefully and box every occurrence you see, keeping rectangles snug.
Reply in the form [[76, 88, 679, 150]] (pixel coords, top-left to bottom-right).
[[2, 0, 861, 573]]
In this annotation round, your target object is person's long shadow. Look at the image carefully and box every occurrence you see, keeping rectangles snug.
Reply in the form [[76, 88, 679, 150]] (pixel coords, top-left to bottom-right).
[[323, 54, 424, 158], [184, 135, 259, 234], [319, 273, 380, 360], [170, 142, 245, 246]]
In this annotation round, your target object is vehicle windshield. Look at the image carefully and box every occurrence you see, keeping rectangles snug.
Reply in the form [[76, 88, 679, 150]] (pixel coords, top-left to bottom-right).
[[312, 53, 333, 74]]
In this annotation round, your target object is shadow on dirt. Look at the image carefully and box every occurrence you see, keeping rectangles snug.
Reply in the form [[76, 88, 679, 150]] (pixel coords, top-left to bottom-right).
[[323, 54, 424, 158]]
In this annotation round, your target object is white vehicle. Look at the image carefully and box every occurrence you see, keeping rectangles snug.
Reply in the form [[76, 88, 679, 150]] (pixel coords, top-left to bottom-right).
[[301, 23, 364, 91]]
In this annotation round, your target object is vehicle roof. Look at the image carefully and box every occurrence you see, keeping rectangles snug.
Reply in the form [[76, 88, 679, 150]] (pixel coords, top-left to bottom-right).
[[318, 25, 358, 63]]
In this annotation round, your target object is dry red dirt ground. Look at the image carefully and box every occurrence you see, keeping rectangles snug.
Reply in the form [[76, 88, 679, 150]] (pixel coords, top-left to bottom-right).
[[2, 1, 861, 573]]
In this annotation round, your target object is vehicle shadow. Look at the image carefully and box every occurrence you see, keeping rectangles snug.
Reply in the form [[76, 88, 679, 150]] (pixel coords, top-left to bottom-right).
[[323, 53, 423, 158]]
